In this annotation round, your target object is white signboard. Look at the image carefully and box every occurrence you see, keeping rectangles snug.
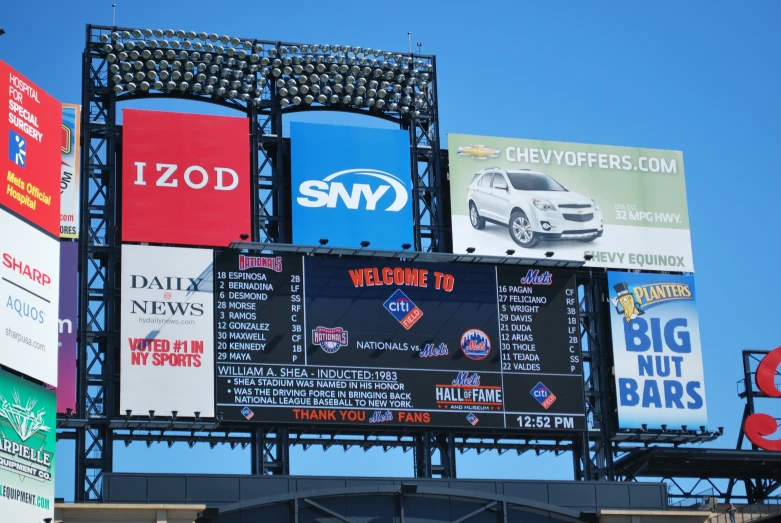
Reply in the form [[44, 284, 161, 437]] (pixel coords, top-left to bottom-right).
[[0, 208, 60, 385], [120, 244, 214, 417]]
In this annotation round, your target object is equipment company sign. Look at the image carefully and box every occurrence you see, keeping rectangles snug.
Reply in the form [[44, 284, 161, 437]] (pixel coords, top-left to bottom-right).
[[0, 368, 56, 522], [448, 134, 693, 271], [291, 122, 413, 250], [608, 272, 707, 429], [120, 245, 215, 418]]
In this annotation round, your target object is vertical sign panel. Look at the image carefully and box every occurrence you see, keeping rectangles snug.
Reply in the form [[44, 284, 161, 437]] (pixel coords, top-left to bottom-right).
[[60, 104, 80, 238], [608, 272, 707, 429], [0, 208, 60, 385], [0, 60, 61, 237], [121, 109, 250, 248], [120, 245, 215, 418], [57, 241, 78, 413], [291, 123, 413, 250], [0, 368, 56, 522]]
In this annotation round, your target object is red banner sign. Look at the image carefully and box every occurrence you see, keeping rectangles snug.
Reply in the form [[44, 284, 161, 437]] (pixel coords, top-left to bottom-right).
[[744, 346, 781, 451], [121, 109, 250, 247], [0, 60, 61, 236]]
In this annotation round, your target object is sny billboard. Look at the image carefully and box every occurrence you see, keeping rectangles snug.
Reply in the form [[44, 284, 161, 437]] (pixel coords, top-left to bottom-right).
[[120, 245, 215, 418], [0, 60, 62, 237], [608, 272, 707, 430], [448, 134, 693, 271], [291, 122, 413, 250], [0, 368, 56, 522], [121, 109, 251, 248]]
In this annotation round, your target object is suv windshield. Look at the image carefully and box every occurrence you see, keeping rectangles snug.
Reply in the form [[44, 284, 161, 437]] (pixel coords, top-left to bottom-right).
[[507, 172, 567, 192]]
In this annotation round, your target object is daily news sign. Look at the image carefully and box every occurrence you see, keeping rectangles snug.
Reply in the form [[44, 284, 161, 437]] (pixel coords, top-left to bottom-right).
[[121, 109, 251, 248], [608, 272, 707, 429], [448, 134, 693, 271], [120, 245, 215, 417]]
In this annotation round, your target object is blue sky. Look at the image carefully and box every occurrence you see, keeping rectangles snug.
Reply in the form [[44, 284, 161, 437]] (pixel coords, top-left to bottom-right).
[[2, 0, 780, 501]]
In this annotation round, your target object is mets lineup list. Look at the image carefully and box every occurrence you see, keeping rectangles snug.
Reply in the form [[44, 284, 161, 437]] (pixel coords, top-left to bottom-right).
[[214, 252, 585, 431]]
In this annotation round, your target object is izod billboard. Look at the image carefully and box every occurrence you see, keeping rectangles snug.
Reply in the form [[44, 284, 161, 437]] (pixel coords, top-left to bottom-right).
[[0, 60, 62, 237], [120, 244, 215, 418], [448, 134, 693, 271], [121, 109, 251, 247]]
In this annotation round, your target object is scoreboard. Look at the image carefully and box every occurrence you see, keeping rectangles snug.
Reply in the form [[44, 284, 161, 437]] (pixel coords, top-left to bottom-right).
[[214, 252, 585, 432]]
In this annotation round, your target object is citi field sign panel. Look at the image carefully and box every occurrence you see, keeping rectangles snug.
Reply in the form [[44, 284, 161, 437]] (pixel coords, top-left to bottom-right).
[[60, 104, 81, 238], [291, 122, 413, 250], [120, 245, 215, 418], [0, 369, 56, 522], [121, 109, 250, 247], [0, 208, 60, 386], [608, 272, 707, 429], [448, 134, 693, 271], [0, 60, 62, 237]]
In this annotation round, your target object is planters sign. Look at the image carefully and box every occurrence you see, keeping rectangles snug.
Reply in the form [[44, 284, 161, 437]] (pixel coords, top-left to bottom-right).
[[608, 272, 707, 430], [291, 123, 413, 250]]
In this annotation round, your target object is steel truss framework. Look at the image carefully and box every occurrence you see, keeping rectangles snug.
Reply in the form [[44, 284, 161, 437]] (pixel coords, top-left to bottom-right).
[[70, 23, 719, 502]]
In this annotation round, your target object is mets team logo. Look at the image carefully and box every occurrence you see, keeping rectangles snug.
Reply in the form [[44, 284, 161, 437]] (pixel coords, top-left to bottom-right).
[[312, 327, 348, 353], [383, 289, 423, 330], [460, 329, 491, 360]]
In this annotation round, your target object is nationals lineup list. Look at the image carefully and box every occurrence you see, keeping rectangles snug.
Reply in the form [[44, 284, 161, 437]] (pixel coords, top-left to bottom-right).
[[215, 252, 585, 431]]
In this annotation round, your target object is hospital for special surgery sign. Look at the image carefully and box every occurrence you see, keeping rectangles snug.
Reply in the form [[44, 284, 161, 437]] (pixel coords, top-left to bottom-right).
[[0, 60, 61, 237], [608, 271, 707, 430]]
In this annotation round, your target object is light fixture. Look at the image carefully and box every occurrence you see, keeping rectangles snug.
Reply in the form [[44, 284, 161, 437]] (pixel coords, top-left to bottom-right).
[[544, 251, 554, 258], [360, 240, 370, 248], [466, 247, 475, 254], [148, 410, 155, 420], [583, 254, 593, 261], [641, 424, 647, 432], [319, 238, 329, 246], [506, 249, 515, 255], [401, 243, 411, 250]]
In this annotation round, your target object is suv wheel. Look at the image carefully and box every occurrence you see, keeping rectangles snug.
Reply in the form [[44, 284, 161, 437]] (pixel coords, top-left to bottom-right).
[[469, 202, 486, 230], [509, 211, 540, 248]]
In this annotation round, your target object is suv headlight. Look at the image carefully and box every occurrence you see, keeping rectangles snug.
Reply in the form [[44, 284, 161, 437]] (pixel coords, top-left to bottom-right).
[[532, 198, 556, 212], [591, 199, 600, 211]]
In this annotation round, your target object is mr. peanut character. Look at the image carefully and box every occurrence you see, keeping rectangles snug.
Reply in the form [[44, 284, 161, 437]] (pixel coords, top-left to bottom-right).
[[611, 282, 645, 322]]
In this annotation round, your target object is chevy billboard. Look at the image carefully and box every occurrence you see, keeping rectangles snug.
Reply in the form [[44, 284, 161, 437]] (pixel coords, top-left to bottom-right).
[[448, 135, 693, 271], [291, 123, 413, 250], [608, 272, 707, 430]]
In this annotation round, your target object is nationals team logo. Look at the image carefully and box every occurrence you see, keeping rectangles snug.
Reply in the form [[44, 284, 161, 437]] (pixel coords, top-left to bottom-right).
[[460, 329, 491, 360], [312, 326, 348, 353]]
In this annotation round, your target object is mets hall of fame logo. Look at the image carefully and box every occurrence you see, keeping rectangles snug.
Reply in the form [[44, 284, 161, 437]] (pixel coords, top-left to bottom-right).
[[312, 326, 349, 353], [460, 329, 491, 361]]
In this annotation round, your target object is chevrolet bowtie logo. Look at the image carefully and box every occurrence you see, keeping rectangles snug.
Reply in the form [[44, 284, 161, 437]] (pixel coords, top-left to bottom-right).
[[457, 145, 499, 159]]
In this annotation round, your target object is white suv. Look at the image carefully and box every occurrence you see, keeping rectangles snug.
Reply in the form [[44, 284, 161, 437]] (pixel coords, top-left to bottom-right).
[[466, 168, 604, 248]]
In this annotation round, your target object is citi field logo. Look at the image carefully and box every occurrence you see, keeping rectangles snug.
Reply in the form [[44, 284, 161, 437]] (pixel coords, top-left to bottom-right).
[[530, 382, 557, 409], [456, 144, 499, 160], [296, 169, 409, 211], [383, 289, 423, 330]]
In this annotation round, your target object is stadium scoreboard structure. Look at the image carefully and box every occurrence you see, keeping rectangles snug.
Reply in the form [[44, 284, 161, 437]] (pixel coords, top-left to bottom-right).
[[214, 252, 585, 430]]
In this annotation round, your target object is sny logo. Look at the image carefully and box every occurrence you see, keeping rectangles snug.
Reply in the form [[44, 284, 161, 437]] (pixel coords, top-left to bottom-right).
[[9, 129, 26, 168], [530, 382, 557, 409], [466, 413, 479, 426], [297, 169, 409, 212], [241, 407, 254, 420], [312, 327, 348, 353], [383, 289, 423, 330]]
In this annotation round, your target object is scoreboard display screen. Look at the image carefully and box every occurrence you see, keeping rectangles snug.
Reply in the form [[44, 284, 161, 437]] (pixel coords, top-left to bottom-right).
[[214, 252, 585, 432]]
